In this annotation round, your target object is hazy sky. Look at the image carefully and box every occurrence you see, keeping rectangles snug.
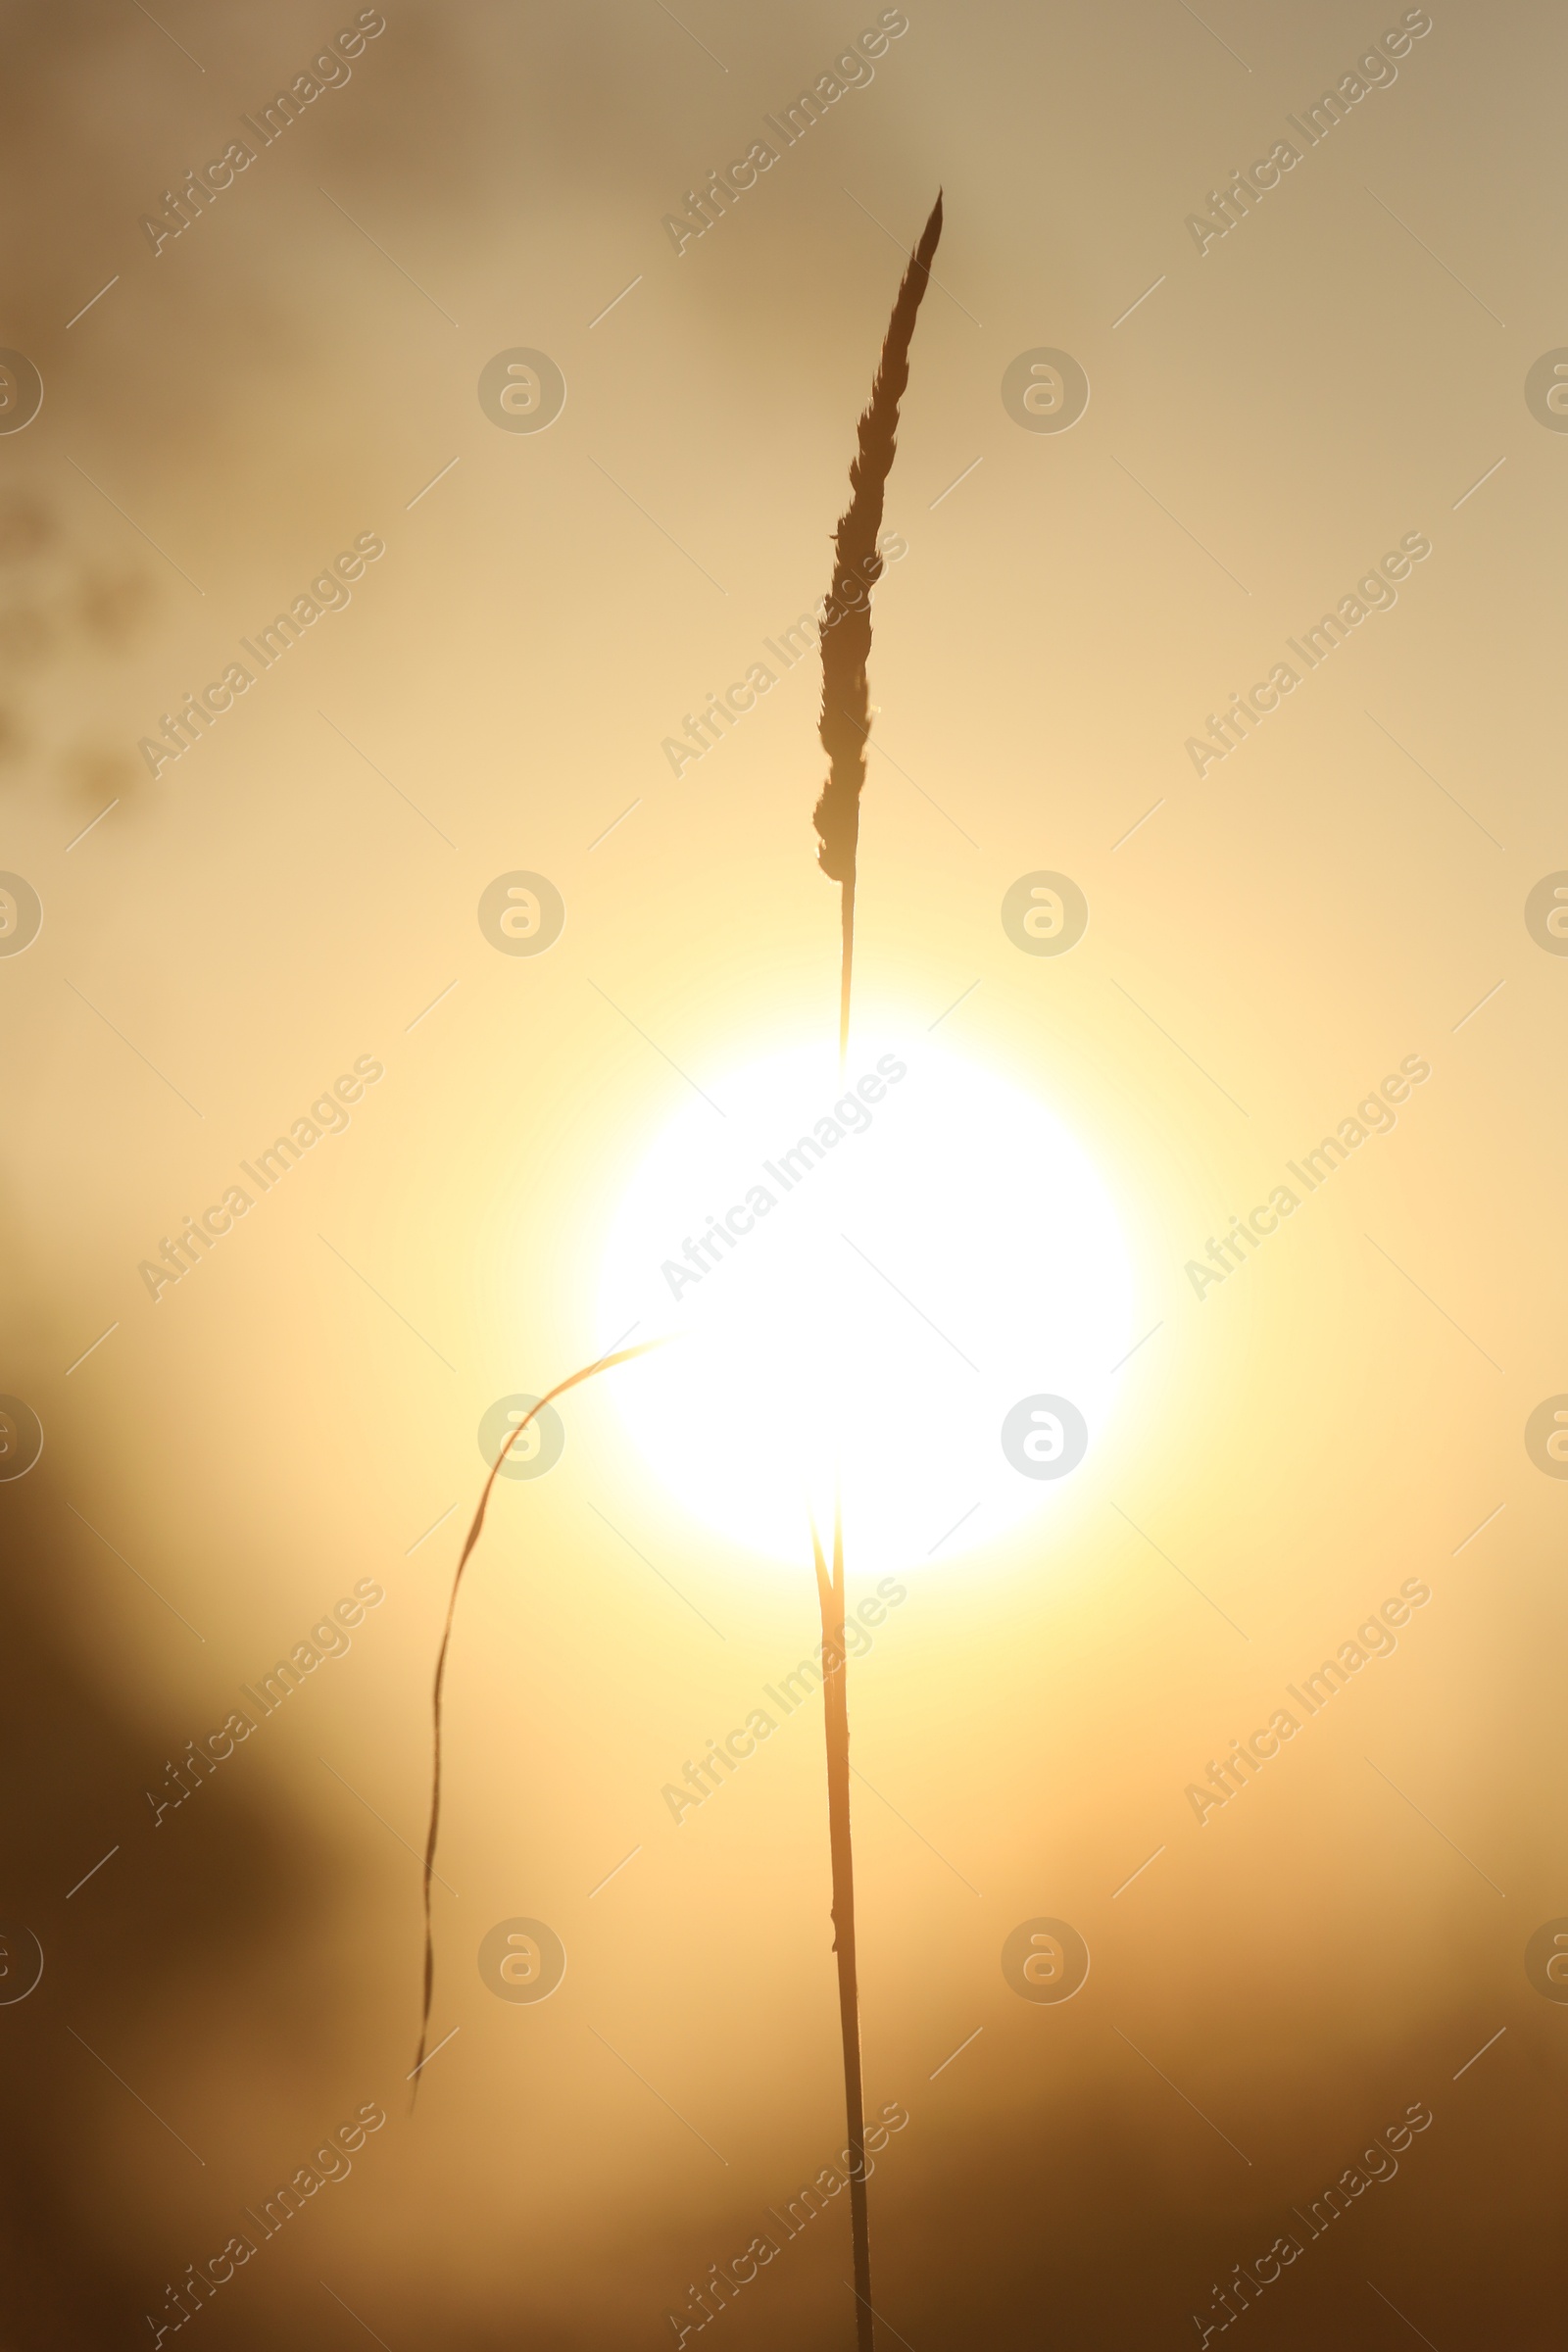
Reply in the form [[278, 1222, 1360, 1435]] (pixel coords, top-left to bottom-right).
[[2, 1, 1564, 2345]]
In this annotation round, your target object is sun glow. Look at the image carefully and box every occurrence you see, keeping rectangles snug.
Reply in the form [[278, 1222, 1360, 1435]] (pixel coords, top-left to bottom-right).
[[597, 1033, 1136, 1575]]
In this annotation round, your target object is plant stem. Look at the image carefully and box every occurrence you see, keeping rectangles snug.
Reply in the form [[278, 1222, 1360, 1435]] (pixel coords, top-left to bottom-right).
[[838, 877, 856, 1074], [812, 1507, 874, 2349]]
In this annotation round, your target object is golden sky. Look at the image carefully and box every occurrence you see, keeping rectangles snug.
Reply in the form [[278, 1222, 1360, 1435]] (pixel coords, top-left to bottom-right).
[[2, 0, 1563, 2344]]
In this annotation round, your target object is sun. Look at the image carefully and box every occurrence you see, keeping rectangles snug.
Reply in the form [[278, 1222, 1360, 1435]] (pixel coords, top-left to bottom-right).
[[596, 1031, 1137, 1576]]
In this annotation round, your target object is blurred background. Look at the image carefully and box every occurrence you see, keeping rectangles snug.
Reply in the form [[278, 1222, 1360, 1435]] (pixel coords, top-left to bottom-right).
[[2, 0, 1566, 2341]]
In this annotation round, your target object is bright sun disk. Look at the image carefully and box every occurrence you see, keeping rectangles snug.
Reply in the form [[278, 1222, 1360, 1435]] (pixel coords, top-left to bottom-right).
[[597, 1031, 1136, 1577]]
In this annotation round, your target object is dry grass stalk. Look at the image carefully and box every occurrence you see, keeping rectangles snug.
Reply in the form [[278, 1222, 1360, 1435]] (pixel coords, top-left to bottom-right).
[[812, 189, 943, 1067], [810, 1504, 874, 2340], [808, 190, 943, 2351]]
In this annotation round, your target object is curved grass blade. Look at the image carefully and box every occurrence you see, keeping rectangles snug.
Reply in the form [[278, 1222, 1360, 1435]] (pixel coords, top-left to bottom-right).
[[412, 1338, 666, 2097]]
